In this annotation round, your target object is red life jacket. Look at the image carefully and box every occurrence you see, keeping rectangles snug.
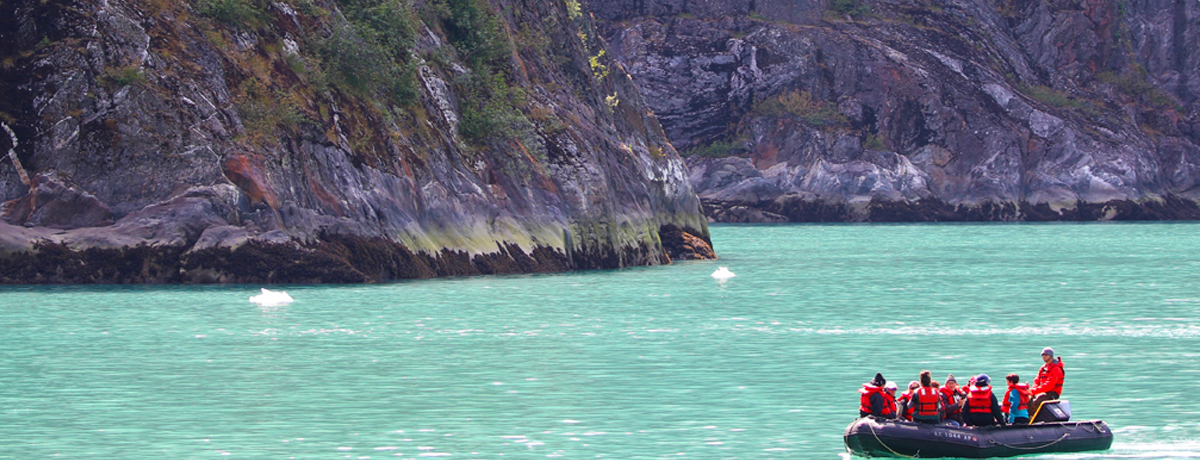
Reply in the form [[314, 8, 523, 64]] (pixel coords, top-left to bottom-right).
[[967, 385, 994, 413], [914, 386, 941, 417], [881, 392, 898, 417], [1034, 358, 1065, 396], [859, 384, 882, 414], [1003, 383, 1032, 413], [897, 391, 915, 420], [940, 386, 963, 415]]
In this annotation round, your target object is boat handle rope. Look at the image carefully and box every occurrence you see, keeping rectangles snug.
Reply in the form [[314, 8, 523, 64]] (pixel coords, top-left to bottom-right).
[[865, 421, 920, 458], [1060, 421, 1101, 433], [865, 421, 1079, 456], [988, 432, 1070, 450]]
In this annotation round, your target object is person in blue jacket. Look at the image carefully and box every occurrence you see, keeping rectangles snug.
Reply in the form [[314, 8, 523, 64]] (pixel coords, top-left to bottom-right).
[[1003, 373, 1032, 424]]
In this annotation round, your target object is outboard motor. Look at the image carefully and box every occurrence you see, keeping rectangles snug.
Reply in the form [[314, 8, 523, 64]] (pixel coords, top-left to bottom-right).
[[1032, 400, 1071, 423]]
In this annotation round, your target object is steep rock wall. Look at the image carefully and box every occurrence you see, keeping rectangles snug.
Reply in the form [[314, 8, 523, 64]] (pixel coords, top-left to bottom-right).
[[593, 0, 1200, 221], [0, 0, 710, 283]]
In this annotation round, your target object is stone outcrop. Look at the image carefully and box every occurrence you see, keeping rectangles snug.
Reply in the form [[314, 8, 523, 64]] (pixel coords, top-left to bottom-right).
[[593, 0, 1200, 221], [658, 223, 715, 260], [0, 0, 711, 283]]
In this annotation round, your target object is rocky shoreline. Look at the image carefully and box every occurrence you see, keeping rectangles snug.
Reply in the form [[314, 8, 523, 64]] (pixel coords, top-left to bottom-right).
[[0, 0, 715, 284], [701, 195, 1200, 223], [8, 0, 1200, 284], [0, 222, 713, 284]]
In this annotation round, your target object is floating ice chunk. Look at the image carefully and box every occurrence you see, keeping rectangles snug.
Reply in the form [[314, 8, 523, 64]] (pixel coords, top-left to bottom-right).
[[249, 288, 294, 306], [711, 267, 736, 280]]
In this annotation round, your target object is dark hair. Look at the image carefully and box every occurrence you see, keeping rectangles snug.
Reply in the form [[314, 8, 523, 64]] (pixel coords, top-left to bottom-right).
[[1006, 373, 1019, 384], [920, 370, 932, 387]]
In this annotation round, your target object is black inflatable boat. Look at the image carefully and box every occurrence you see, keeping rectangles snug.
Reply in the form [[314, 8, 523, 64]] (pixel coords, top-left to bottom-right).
[[844, 417, 1113, 458]]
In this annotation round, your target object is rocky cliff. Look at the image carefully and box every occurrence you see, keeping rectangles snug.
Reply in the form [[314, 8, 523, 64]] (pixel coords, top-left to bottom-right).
[[0, 0, 712, 283], [593, 0, 1200, 221]]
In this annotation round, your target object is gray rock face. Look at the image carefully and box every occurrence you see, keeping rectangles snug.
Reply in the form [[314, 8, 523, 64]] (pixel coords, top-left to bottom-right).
[[5, 172, 114, 229], [594, 0, 1200, 221], [588, 0, 824, 25], [0, 0, 710, 283]]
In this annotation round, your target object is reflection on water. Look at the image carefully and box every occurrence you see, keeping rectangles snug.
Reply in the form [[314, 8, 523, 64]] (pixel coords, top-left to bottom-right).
[[1, 223, 1199, 458]]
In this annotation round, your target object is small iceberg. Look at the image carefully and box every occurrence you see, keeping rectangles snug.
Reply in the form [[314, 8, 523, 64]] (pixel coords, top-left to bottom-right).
[[711, 266, 736, 280], [249, 288, 294, 306]]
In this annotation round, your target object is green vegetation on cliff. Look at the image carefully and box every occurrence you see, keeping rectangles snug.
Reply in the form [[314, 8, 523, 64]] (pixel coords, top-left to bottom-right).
[[751, 90, 847, 128], [187, 0, 546, 151]]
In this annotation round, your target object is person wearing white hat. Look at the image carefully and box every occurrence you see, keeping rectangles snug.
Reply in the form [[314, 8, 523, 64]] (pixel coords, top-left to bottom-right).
[[881, 382, 900, 419]]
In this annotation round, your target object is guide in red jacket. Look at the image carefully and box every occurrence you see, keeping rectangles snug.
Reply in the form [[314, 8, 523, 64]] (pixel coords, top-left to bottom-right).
[[1030, 347, 1065, 416]]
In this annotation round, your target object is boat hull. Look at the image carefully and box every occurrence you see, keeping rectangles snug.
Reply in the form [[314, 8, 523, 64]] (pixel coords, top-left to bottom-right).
[[844, 417, 1113, 458]]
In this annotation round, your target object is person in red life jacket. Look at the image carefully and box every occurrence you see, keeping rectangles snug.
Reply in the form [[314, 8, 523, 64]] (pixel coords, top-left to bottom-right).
[[941, 374, 966, 425], [897, 381, 920, 421], [1003, 373, 1032, 425], [1029, 347, 1065, 414], [911, 370, 943, 424], [881, 382, 900, 419], [962, 374, 1006, 427], [859, 373, 888, 418]]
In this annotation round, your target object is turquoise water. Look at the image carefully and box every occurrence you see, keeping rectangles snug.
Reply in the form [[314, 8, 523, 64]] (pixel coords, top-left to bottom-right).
[[2, 223, 1200, 459]]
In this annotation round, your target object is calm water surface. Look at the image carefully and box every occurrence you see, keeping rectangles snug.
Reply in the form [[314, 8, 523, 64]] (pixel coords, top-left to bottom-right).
[[2, 223, 1200, 459]]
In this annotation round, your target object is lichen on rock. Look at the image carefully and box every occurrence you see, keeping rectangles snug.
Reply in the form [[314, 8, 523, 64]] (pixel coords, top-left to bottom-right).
[[0, 0, 710, 283]]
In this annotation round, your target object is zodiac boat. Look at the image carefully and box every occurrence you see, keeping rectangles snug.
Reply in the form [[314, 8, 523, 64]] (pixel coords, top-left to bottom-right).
[[844, 402, 1113, 458]]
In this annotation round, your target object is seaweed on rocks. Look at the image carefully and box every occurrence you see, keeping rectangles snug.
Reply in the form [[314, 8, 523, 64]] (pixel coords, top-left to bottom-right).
[[0, 241, 186, 284], [1, 231, 603, 284]]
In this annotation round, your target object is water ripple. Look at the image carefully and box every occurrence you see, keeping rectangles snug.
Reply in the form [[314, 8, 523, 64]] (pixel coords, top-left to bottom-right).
[[4, 223, 1200, 457]]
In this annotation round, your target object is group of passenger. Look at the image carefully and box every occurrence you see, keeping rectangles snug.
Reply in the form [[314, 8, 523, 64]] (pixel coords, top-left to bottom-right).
[[858, 347, 1066, 427]]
